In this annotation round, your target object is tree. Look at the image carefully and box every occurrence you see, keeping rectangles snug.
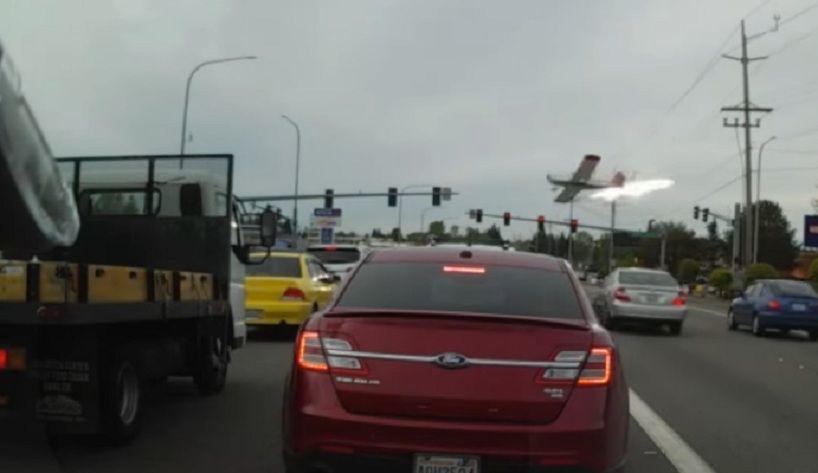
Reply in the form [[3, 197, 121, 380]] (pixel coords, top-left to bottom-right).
[[678, 258, 700, 284], [746, 263, 778, 284], [485, 224, 503, 244], [371, 228, 386, 239], [637, 221, 706, 273], [428, 220, 445, 236], [754, 200, 799, 269], [808, 258, 818, 282], [450, 225, 460, 237], [709, 268, 733, 296], [573, 232, 594, 264]]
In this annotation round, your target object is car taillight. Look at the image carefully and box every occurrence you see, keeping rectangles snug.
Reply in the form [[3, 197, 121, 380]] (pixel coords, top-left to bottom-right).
[[0, 347, 26, 372], [281, 287, 307, 301], [613, 287, 630, 302], [296, 331, 364, 373], [672, 296, 686, 306], [577, 347, 613, 386], [768, 299, 781, 311]]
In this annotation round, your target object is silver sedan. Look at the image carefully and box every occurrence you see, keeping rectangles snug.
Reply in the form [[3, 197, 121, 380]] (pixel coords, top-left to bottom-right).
[[592, 267, 687, 335]]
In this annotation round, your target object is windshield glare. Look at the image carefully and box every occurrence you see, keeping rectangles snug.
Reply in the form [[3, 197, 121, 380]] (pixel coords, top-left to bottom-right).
[[619, 271, 678, 287]]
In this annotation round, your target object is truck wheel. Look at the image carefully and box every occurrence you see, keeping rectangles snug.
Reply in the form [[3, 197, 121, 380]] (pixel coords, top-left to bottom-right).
[[101, 354, 142, 445], [194, 331, 229, 395]]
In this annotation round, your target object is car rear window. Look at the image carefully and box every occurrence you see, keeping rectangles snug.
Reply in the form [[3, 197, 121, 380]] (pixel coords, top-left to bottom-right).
[[769, 281, 818, 298], [337, 262, 583, 319], [245, 257, 301, 277], [619, 271, 677, 287], [308, 248, 361, 264]]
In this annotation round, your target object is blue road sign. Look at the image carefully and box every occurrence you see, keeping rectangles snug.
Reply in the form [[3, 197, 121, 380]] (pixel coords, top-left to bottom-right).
[[320, 227, 334, 244], [314, 208, 342, 217]]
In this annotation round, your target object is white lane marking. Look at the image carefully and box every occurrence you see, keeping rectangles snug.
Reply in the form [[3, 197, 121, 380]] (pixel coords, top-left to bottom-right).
[[630, 389, 717, 473], [687, 304, 727, 318]]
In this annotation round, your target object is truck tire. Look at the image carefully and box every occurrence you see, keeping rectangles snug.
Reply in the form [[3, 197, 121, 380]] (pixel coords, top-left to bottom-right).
[[101, 353, 142, 445], [194, 329, 229, 396]]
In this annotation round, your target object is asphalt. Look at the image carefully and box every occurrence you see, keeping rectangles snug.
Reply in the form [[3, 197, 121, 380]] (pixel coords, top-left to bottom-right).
[[585, 285, 818, 473], [2, 326, 677, 473]]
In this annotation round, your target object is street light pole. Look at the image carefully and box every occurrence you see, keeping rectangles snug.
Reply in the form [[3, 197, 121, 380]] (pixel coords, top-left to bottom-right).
[[754, 136, 776, 264], [179, 56, 257, 167], [397, 184, 435, 241], [420, 206, 438, 233], [281, 115, 301, 238]]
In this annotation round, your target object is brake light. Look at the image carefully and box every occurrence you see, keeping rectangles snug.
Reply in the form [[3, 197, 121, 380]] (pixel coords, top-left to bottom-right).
[[296, 332, 364, 373], [281, 287, 307, 301], [613, 287, 630, 302], [768, 299, 781, 311], [672, 296, 686, 306], [443, 265, 486, 274], [577, 347, 613, 386], [296, 331, 328, 372], [0, 347, 26, 371]]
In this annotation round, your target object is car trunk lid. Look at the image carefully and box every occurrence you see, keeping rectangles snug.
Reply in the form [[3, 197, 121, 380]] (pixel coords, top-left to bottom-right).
[[319, 311, 592, 424]]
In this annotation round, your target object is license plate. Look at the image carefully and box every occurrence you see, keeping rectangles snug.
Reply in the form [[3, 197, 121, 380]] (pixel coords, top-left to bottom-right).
[[792, 303, 806, 311], [414, 454, 480, 473]]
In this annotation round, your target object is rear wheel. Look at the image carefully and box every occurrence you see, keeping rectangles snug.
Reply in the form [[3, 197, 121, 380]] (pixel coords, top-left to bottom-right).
[[668, 321, 683, 335], [727, 310, 737, 331], [752, 315, 765, 337], [100, 353, 142, 445], [194, 329, 230, 395]]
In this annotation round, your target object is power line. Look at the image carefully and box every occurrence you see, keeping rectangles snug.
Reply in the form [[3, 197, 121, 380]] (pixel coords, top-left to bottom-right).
[[779, 1, 818, 26], [693, 175, 743, 202]]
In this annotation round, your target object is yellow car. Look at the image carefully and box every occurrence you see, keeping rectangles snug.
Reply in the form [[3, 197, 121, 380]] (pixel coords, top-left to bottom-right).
[[244, 252, 339, 326]]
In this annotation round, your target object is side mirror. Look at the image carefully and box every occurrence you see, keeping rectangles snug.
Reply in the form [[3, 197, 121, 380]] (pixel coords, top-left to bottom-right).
[[319, 274, 341, 284], [260, 208, 277, 248]]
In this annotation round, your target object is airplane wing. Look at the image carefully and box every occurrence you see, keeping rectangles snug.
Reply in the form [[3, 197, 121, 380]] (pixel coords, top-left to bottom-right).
[[570, 154, 601, 182], [554, 186, 581, 203]]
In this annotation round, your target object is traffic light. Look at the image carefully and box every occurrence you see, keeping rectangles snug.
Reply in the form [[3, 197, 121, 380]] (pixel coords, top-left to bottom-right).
[[503, 212, 511, 226], [324, 189, 334, 208], [432, 187, 441, 206], [702, 208, 709, 222], [570, 219, 578, 234], [694, 205, 700, 220], [387, 187, 398, 207], [537, 215, 545, 233], [476, 209, 483, 223]]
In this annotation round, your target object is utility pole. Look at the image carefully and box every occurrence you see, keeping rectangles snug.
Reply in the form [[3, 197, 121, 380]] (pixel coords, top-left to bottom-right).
[[568, 199, 574, 266], [608, 200, 616, 274], [722, 20, 773, 267], [733, 203, 741, 272]]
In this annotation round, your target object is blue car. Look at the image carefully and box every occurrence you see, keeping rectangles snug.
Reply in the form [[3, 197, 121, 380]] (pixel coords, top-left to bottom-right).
[[728, 279, 818, 340]]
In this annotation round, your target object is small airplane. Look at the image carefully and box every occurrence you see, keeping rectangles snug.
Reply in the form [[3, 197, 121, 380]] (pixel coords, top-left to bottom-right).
[[547, 154, 625, 203]]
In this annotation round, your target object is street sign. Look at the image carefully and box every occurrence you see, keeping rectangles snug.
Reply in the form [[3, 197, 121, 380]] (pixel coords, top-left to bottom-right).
[[313, 208, 342, 228], [442, 187, 453, 201], [320, 227, 334, 244], [804, 215, 818, 248], [314, 208, 342, 217]]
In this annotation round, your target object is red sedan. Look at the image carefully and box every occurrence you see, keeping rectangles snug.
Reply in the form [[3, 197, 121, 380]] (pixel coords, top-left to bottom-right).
[[282, 247, 628, 473]]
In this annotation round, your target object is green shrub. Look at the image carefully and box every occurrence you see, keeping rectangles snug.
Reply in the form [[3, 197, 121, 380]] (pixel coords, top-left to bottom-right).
[[708, 268, 733, 293], [677, 259, 700, 284], [808, 258, 818, 282], [746, 263, 778, 284]]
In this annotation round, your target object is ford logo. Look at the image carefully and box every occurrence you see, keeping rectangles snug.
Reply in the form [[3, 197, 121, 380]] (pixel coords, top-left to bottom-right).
[[433, 352, 470, 369]]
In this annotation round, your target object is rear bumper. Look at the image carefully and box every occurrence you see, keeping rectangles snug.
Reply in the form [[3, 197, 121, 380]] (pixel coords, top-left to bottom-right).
[[284, 373, 629, 473], [758, 314, 818, 331], [610, 302, 685, 322], [245, 302, 311, 325]]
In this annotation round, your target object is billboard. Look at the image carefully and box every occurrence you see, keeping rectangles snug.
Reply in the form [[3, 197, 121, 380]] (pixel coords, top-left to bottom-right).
[[804, 215, 818, 248]]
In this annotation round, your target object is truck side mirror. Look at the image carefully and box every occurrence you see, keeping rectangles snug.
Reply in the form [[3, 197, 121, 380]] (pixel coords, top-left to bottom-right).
[[260, 208, 277, 248]]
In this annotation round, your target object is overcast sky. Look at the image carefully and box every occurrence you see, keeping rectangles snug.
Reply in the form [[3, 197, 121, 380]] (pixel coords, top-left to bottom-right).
[[3, 0, 818, 241]]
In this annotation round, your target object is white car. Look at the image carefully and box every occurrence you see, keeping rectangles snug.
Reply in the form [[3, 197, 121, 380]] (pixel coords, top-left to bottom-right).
[[306, 244, 365, 275]]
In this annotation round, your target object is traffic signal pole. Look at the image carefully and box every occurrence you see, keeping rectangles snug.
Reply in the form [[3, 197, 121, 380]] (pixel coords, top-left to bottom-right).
[[609, 200, 616, 274]]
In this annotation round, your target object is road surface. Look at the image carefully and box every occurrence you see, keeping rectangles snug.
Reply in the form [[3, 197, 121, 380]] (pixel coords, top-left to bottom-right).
[[5, 288, 817, 472]]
